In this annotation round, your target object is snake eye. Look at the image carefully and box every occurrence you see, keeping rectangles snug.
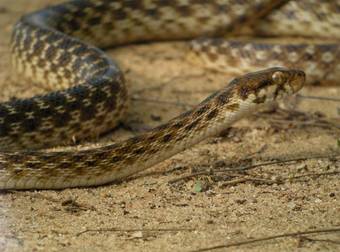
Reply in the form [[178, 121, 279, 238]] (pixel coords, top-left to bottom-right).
[[272, 71, 286, 85]]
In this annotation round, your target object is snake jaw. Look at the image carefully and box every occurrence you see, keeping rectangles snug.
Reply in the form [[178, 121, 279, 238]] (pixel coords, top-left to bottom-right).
[[270, 68, 305, 100], [288, 69, 306, 93]]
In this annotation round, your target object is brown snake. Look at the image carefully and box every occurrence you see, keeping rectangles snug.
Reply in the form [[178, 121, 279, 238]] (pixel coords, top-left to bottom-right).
[[0, 0, 338, 189]]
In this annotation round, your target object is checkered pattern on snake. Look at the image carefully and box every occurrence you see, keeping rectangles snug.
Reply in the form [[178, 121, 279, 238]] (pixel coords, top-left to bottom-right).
[[0, 0, 337, 189]]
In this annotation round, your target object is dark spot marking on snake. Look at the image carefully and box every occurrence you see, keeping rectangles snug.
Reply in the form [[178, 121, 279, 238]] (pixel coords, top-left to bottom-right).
[[71, 154, 88, 163], [88, 16, 102, 26], [73, 9, 87, 18], [184, 118, 200, 131], [37, 59, 46, 68], [133, 147, 147, 155], [146, 132, 162, 142], [111, 155, 123, 163], [84, 160, 97, 167], [174, 134, 186, 142], [0, 104, 9, 118], [195, 104, 210, 116], [177, 5, 192, 16], [80, 105, 97, 121], [122, 0, 144, 10], [3, 110, 24, 124], [216, 90, 232, 105], [253, 95, 266, 104], [304, 53, 314, 61], [12, 169, 24, 176], [48, 93, 68, 108], [146, 148, 158, 155], [66, 100, 82, 111], [93, 3, 109, 13], [72, 44, 89, 56], [226, 103, 239, 111], [285, 44, 306, 53], [94, 115, 106, 126], [57, 162, 70, 169], [4, 154, 26, 164], [22, 118, 41, 133], [238, 86, 251, 100], [158, 0, 173, 6], [32, 40, 45, 55], [319, 44, 338, 52], [40, 129, 53, 137], [116, 144, 134, 156], [162, 133, 173, 143], [67, 19, 81, 31], [0, 123, 10, 137], [171, 120, 186, 130], [103, 96, 117, 111], [58, 51, 72, 65], [206, 108, 218, 120], [45, 32, 61, 45], [70, 122, 81, 131], [29, 134, 40, 143], [146, 8, 159, 18], [207, 52, 218, 61], [35, 153, 58, 163], [15, 99, 39, 114], [54, 112, 72, 127], [113, 9, 128, 20], [22, 36, 31, 51], [83, 53, 100, 65], [63, 69, 72, 80], [236, 15, 247, 24], [253, 43, 273, 51], [126, 136, 143, 145], [90, 88, 107, 104], [26, 162, 42, 169], [92, 151, 109, 161], [45, 46, 58, 61]]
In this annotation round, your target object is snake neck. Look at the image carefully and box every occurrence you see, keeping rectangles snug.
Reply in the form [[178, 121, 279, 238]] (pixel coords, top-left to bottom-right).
[[0, 86, 256, 189]]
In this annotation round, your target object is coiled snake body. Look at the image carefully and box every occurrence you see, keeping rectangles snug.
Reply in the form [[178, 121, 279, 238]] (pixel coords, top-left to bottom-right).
[[0, 0, 338, 189]]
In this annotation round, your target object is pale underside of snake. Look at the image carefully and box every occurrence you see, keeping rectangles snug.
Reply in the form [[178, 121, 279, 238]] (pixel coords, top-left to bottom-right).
[[0, 0, 338, 189]]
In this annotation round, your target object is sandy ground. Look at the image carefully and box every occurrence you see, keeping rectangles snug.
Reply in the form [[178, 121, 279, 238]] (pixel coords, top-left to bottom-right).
[[0, 1, 339, 251]]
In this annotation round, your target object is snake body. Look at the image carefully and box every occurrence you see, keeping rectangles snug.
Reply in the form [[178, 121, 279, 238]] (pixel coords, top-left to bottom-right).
[[0, 0, 338, 189]]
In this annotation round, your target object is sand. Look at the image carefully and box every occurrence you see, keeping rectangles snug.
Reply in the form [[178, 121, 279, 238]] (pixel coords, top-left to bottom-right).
[[0, 1, 339, 251]]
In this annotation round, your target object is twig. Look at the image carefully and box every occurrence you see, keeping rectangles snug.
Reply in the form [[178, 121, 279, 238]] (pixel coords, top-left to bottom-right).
[[229, 153, 340, 172], [191, 227, 340, 252], [285, 171, 340, 180], [76, 227, 196, 236], [301, 236, 340, 245], [169, 153, 340, 184], [268, 118, 340, 131], [297, 94, 340, 103], [215, 175, 277, 187], [168, 171, 212, 184], [168, 170, 245, 184]]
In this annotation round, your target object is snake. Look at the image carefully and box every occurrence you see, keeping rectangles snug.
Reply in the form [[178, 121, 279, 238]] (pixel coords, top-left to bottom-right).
[[0, 0, 338, 190]]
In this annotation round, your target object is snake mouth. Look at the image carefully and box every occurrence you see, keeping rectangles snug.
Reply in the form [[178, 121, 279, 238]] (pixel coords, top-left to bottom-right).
[[290, 69, 306, 93]]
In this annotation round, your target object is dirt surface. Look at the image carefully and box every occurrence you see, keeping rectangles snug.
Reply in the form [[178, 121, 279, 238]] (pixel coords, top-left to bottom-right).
[[0, 1, 339, 252]]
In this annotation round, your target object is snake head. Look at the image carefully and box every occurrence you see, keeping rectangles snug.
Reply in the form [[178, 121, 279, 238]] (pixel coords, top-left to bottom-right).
[[231, 67, 305, 105], [271, 67, 306, 96]]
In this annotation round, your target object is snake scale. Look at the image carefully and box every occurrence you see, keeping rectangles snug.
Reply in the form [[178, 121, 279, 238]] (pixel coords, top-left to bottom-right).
[[0, 0, 338, 189]]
